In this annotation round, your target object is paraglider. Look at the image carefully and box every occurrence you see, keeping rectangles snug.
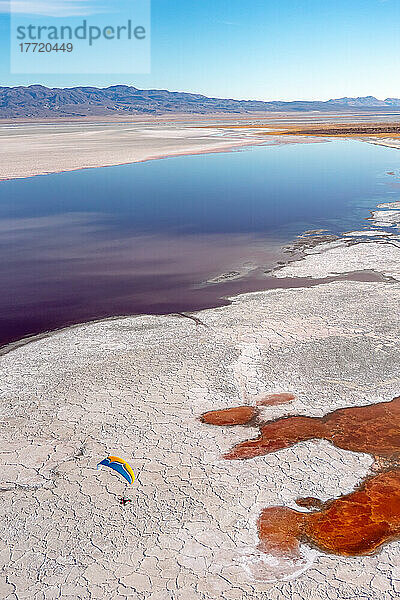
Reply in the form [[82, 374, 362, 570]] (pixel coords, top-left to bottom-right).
[[119, 497, 132, 506], [97, 455, 135, 485]]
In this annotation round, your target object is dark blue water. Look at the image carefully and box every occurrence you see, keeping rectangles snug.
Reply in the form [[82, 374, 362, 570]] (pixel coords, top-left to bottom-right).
[[0, 140, 398, 347]]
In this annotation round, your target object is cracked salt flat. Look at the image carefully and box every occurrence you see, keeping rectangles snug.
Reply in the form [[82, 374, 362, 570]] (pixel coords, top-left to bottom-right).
[[1, 239, 400, 598]]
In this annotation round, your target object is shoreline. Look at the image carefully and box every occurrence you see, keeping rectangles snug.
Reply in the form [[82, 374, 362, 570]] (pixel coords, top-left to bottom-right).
[[2, 234, 400, 597], [2, 133, 396, 183], [0, 119, 276, 181], [1, 155, 399, 353], [0, 136, 272, 183], [2, 132, 400, 597], [2, 118, 400, 182], [0, 265, 388, 358]]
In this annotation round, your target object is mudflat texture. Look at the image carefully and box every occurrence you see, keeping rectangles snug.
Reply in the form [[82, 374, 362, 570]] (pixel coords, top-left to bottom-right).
[[1, 238, 400, 599]]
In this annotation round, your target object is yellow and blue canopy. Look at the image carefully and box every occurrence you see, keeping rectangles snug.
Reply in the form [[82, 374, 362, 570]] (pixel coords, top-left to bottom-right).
[[97, 455, 135, 485]]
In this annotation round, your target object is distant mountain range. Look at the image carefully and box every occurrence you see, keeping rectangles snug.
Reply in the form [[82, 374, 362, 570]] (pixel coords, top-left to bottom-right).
[[1, 86, 400, 118], [326, 95, 400, 107]]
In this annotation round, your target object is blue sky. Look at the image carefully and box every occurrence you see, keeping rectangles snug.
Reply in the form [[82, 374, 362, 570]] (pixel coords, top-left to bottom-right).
[[0, 0, 399, 100]]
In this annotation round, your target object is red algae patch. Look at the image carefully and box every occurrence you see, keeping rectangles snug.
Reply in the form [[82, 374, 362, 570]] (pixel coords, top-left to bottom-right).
[[224, 396, 400, 460], [201, 394, 400, 560], [295, 497, 325, 510], [201, 393, 295, 427], [259, 469, 400, 557], [224, 415, 326, 460], [256, 392, 295, 406], [201, 405, 256, 426]]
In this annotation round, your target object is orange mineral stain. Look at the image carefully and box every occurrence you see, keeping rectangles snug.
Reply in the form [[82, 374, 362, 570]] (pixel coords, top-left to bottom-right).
[[224, 396, 400, 460], [201, 405, 256, 425], [202, 395, 400, 559], [295, 496, 325, 510], [259, 470, 400, 556], [256, 392, 295, 406], [200, 392, 294, 427]]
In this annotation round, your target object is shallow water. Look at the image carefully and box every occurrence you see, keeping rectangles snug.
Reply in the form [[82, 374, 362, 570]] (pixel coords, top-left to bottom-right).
[[0, 139, 399, 347]]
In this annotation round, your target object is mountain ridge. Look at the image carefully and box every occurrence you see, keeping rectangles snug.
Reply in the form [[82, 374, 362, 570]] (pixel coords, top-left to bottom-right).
[[326, 95, 400, 107], [1, 85, 400, 118]]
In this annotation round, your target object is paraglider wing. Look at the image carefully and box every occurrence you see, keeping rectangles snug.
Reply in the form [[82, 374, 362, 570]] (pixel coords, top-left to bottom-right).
[[97, 456, 135, 485]]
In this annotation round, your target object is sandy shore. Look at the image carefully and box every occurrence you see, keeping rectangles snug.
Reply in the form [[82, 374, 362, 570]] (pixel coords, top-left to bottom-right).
[[1, 228, 400, 598]]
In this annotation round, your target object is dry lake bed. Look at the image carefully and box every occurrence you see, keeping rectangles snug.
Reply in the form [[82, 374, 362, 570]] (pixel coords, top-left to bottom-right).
[[1, 118, 400, 599]]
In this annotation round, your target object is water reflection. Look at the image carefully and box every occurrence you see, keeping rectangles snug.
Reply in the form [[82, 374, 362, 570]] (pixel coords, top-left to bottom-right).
[[0, 140, 399, 347], [0, 211, 285, 345]]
